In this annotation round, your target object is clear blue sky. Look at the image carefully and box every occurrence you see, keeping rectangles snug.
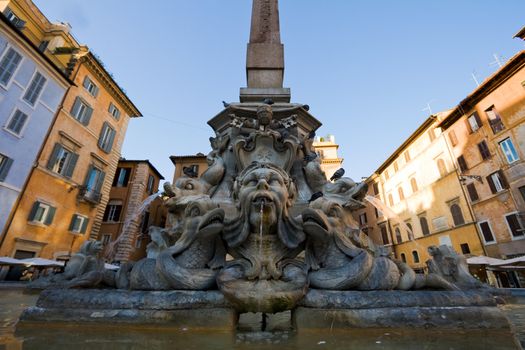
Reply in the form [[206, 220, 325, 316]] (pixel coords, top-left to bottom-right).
[[34, 0, 525, 182]]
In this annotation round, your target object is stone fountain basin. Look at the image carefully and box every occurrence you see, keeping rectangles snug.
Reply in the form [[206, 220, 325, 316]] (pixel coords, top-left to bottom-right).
[[18, 288, 511, 330]]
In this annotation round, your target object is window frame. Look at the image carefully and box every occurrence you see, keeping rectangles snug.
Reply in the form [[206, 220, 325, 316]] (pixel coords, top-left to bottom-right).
[[419, 216, 430, 236], [69, 214, 89, 234], [412, 250, 420, 263], [46, 143, 78, 179], [477, 220, 496, 244], [0, 45, 23, 88], [0, 153, 14, 182], [108, 102, 121, 120], [467, 112, 482, 133], [485, 106, 505, 134], [487, 170, 508, 194], [449, 202, 465, 226], [499, 138, 520, 164], [478, 140, 491, 160], [504, 212, 525, 240], [28, 200, 56, 226], [98, 122, 116, 153], [70, 96, 93, 126], [82, 76, 99, 97], [147, 174, 155, 194], [22, 70, 47, 107], [4, 108, 29, 137]]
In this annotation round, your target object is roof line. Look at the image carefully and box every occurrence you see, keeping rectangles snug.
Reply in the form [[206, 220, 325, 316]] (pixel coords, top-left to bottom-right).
[[119, 159, 164, 179]]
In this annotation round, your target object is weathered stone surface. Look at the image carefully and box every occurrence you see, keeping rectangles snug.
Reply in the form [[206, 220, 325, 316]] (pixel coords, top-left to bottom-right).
[[293, 306, 510, 330], [300, 289, 501, 309]]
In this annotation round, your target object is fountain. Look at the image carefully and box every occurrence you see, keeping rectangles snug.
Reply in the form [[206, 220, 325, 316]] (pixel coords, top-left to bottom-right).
[[18, 0, 512, 335]]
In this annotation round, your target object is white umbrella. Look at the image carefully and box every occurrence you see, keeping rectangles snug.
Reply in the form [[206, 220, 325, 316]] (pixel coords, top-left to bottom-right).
[[19, 258, 64, 267], [0, 257, 24, 265], [490, 255, 525, 266], [467, 256, 506, 265]]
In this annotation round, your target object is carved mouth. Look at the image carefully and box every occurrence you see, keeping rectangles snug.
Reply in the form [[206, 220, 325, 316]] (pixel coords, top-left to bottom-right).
[[252, 193, 274, 206], [198, 208, 225, 230], [302, 209, 329, 231]]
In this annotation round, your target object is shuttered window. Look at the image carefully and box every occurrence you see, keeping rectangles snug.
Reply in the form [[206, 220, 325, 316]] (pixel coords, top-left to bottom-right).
[[70, 97, 93, 126], [448, 130, 458, 147], [467, 112, 482, 133], [450, 204, 465, 226], [84, 165, 105, 196], [46, 143, 78, 178], [23, 72, 46, 105], [82, 76, 99, 97], [27, 201, 56, 225], [0, 154, 14, 182], [499, 138, 519, 164], [108, 102, 121, 120], [466, 183, 479, 202], [6, 109, 28, 135], [98, 122, 116, 153], [486, 106, 505, 134], [412, 251, 420, 263], [69, 214, 89, 234], [0, 47, 22, 86], [380, 225, 389, 245], [457, 155, 468, 172], [478, 141, 491, 160], [419, 216, 430, 236], [486, 170, 508, 194]]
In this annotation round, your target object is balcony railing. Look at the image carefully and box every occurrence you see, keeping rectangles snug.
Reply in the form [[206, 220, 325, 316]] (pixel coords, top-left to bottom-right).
[[77, 186, 102, 205]]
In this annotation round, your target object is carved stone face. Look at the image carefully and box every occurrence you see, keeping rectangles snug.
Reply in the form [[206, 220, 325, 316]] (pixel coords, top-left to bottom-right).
[[238, 167, 289, 233]]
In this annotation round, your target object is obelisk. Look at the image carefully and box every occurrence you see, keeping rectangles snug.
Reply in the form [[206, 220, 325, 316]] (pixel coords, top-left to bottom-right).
[[240, 0, 291, 103]]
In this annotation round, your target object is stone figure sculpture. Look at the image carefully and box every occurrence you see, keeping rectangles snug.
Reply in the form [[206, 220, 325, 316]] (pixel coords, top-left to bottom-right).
[[217, 162, 308, 313], [30, 241, 105, 289]]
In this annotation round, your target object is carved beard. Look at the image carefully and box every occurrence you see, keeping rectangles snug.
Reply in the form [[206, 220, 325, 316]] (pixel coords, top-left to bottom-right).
[[223, 199, 304, 250]]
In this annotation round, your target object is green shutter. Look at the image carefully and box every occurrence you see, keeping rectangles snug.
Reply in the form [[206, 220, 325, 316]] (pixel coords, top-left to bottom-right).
[[106, 129, 116, 153], [95, 170, 106, 193], [46, 144, 61, 170], [68, 214, 77, 231], [70, 97, 81, 117], [44, 206, 56, 225], [82, 76, 89, 89], [28, 201, 40, 221], [64, 152, 78, 178], [98, 123, 106, 149], [92, 85, 99, 98], [0, 157, 13, 182], [80, 217, 89, 234], [82, 106, 93, 126]]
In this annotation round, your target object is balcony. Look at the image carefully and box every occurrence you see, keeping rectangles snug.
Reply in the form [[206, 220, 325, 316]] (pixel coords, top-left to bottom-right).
[[77, 186, 102, 205]]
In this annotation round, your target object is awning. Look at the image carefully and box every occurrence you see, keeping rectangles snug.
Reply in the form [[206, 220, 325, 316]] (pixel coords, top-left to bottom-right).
[[490, 255, 525, 266], [0, 257, 24, 265], [467, 256, 506, 265], [18, 258, 65, 267], [104, 263, 120, 270]]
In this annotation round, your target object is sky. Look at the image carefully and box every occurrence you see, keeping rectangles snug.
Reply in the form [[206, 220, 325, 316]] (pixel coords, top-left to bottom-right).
[[34, 0, 525, 183]]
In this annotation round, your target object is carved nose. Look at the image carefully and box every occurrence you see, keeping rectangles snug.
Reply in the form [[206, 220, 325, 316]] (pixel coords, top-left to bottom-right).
[[256, 179, 269, 190]]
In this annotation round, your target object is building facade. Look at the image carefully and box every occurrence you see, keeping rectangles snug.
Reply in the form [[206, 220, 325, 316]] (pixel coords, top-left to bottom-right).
[[0, 1, 142, 263], [0, 13, 69, 240], [312, 134, 343, 180], [354, 112, 485, 271], [438, 50, 525, 261], [169, 153, 208, 184], [100, 159, 164, 263]]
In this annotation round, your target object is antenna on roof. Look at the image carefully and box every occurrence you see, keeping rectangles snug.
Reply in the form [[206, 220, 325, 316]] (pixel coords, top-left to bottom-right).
[[422, 100, 434, 115], [489, 53, 505, 68], [471, 70, 480, 87]]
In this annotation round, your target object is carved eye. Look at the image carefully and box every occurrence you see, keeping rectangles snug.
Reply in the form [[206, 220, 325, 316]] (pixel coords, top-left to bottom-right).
[[339, 186, 348, 192], [328, 206, 340, 218], [185, 183, 194, 190], [270, 178, 281, 186], [189, 206, 200, 217], [246, 179, 257, 186]]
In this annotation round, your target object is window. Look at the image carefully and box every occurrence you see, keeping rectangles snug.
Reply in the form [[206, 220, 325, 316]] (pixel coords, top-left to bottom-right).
[[372, 182, 379, 195], [450, 203, 465, 226], [460, 243, 471, 255], [404, 151, 411, 162], [6, 109, 28, 135], [135, 237, 142, 249], [103, 200, 122, 222], [457, 155, 468, 172], [428, 128, 436, 142], [98, 122, 116, 153], [499, 138, 519, 164], [374, 207, 381, 218], [384, 170, 389, 180], [487, 170, 508, 194], [141, 211, 150, 234], [28, 201, 56, 225], [70, 97, 93, 126], [400, 253, 406, 263], [467, 112, 482, 133], [84, 165, 105, 198], [478, 221, 496, 243], [486, 106, 505, 134], [395, 227, 402, 244], [388, 193, 394, 207], [147, 175, 155, 194], [398, 186, 405, 200], [0, 47, 22, 86], [38, 41, 49, 52], [113, 167, 131, 187], [393, 161, 399, 172], [520, 186, 525, 202], [466, 183, 479, 202], [23, 72, 46, 105], [4, 8, 26, 28], [0, 153, 14, 182], [69, 214, 89, 234], [505, 213, 524, 238], [82, 76, 99, 97], [46, 144, 78, 178], [380, 225, 389, 245], [102, 234, 112, 245], [437, 158, 447, 177], [359, 213, 367, 226], [419, 216, 430, 236], [478, 141, 491, 160], [108, 102, 121, 120], [448, 130, 458, 147], [412, 251, 420, 263], [410, 178, 418, 193], [406, 223, 414, 240]]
